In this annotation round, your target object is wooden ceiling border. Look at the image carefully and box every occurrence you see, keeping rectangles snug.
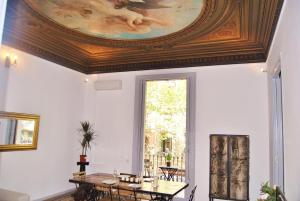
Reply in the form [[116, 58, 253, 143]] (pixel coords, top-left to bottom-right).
[[87, 53, 266, 74], [22, 0, 238, 49]]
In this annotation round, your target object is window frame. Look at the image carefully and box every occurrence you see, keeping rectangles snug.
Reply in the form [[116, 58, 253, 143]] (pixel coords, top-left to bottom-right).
[[132, 73, 196, 193]]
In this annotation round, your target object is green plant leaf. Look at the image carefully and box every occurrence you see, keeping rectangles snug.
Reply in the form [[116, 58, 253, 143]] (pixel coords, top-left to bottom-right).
[[259, 181, 276, 201], [79, 121, 96, 155]]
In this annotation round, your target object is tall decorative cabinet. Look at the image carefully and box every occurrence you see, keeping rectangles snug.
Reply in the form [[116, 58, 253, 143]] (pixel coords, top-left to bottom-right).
[[209, 135, 250, 201]]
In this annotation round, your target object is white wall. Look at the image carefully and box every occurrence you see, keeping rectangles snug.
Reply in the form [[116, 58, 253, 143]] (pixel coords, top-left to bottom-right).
[[267, 0, 300, 200], [0, 62, 9, 110], [84, 63, 270, 201], [0, 47, 86, 200], [0, 49, 270, 200]]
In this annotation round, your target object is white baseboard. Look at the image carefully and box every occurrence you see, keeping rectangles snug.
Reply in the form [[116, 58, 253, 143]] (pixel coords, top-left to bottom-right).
[[33, 188, 75, 201]]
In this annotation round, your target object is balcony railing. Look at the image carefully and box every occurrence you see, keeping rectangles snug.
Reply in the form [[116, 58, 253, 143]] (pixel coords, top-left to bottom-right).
[[144, 153, 186, 182]]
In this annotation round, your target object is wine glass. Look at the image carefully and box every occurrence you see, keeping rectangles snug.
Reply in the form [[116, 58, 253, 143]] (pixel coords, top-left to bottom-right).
[[113, 169, 118, 179], [138, 171, 144, 183]]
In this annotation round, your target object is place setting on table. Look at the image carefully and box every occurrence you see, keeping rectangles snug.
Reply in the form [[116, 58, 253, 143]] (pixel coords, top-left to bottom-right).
[[69, 169, 190, 201]]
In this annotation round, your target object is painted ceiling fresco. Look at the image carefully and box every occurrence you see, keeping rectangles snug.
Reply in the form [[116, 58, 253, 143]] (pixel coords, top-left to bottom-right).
[[27, 0, 204, 40], [3, 0, 283, 73]]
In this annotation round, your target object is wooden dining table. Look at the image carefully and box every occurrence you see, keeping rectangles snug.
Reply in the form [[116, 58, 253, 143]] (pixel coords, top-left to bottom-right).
[[69, 173, 189, 201]]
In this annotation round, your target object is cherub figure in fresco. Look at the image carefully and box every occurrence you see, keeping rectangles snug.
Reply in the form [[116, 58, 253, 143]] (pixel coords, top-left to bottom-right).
[[112, 0, 170, 9], [46, 0, 171, 33], [90, 0, 168, 29]]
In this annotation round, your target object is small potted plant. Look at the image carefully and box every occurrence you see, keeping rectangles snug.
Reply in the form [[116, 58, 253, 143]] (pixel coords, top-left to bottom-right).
[[257, 182, 276, 201], [165, 153, 172, 167], [79, 121, 96, 162]]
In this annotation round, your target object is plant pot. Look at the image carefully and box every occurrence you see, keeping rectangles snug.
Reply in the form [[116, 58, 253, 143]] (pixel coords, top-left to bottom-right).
[[166, 161, 171, 167], [80, 155, 87, 162]]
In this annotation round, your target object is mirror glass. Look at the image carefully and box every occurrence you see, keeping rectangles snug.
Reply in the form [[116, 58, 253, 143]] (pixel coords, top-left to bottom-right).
[[0, 112, 40, 151]]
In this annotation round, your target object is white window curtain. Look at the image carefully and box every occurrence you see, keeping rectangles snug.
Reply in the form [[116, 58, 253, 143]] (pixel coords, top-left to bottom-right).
[[270, 64, 285, 191]]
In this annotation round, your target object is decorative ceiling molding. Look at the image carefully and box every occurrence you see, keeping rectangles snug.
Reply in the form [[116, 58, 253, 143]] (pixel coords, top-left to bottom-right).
[[2, 0, 283, 74]]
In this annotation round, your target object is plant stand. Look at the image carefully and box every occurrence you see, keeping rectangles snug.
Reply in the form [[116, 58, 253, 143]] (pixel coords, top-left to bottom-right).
[[77, 162, 89, 172]]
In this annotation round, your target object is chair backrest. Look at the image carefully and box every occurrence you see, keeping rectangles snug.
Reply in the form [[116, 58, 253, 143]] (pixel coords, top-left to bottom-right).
[[276, 186, 287, 201], [113, 185, 137, 201], [189, 186, 197, 201]]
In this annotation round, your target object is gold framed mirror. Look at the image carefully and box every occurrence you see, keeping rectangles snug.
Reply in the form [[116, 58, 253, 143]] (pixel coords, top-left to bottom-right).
[[0, 112, 40, 151]]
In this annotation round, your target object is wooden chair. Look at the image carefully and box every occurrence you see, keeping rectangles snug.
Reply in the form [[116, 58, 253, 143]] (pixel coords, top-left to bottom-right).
[[113, 185, 152, 201], [113, 185, 138, 201], [95, 183, 114, 201]]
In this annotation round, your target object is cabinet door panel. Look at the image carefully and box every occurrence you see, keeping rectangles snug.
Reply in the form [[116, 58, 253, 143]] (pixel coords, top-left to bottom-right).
[[229, 136, 249, 200], [209, 135, 249, 201]]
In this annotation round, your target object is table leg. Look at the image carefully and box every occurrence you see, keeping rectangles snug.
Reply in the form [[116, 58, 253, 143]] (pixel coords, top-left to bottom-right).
[[79, 164, 86, 172], [161, 170, 168, 180], [168, 169, 177, 181], [73, 184, 102, 201]]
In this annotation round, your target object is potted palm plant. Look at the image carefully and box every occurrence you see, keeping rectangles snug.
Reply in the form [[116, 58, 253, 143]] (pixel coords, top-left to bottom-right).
[[79, 121, 96, 162], [166, 153, 172, 167]]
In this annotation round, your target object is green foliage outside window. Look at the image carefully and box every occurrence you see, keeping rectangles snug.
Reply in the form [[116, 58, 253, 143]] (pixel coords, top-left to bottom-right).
[[144, 80, 187, 156]]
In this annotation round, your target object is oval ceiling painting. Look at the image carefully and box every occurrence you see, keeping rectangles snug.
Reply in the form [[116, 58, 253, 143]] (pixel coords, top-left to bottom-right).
[[26, 0, 204, 40]]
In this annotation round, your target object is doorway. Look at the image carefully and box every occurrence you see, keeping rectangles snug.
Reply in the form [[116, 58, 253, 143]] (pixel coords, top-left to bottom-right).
[[132, 73, 196, 199]]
